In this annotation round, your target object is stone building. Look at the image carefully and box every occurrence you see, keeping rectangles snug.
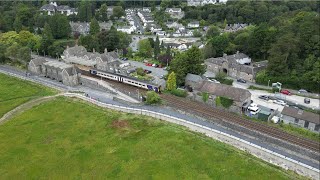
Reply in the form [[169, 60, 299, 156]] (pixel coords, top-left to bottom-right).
[[185, 73, 203, 90], [281, 107, 320, 133], [205, 52, 267, 82], [28, 57, 80, 86], [196, 81, 251, 112]]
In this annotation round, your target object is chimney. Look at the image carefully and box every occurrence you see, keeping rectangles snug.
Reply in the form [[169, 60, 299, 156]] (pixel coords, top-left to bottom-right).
[[223, 53, 227, 58], [236, 51, 239, 54], [104, 48, 108, 55], [93, 48, 95, 53]]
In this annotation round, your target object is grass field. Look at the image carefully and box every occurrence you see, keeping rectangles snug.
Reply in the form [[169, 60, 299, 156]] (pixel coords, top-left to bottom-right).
[[0, 97, 303, 179], [0, 73, 56, 116]]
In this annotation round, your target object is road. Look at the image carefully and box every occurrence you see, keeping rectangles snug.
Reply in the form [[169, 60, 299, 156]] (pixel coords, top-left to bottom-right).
[[0, 65, 319, 171]]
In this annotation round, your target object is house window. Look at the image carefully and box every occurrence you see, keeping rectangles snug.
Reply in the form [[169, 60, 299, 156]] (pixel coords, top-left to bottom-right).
[[304, 121, 309, 128], [294, 118, 299, 124]]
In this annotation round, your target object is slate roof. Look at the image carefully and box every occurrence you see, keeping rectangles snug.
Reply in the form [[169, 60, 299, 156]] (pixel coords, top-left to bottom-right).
[[196, 81, 251, 102], [165, 8, 182, 12], [282, 107, 320, 125], [31, 57, 47, 66], [56, 5, 71, 11], [186, 73, 203, 82], [205, 57, 224, 65], [64, 67, 77, 76], [40, 4, 56, 11]]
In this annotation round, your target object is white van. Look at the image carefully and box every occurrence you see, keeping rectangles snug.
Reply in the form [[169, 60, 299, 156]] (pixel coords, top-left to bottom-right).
[[248, 106, 260, 115]]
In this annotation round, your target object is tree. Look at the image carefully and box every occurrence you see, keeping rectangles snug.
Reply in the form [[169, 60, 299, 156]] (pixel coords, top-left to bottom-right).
[[113, 6, 124, 18], [166, 72, 177, 91], [209, 34, 229, 57], [78, 1, 92, 21], [97, 27, 119, 52], [89, 18, 100, 35], [145, 91, 161, 105], [202, 92, 209, 103], [13, 17, 22, 32], [138, 39, 152, 58], [206, 26, 220, 38], [79, 35, 99, 52], [118, 31, 132, 49], [136, 67, 146, 76], [40, 23, 54, 55], [98, 3, 108, 21], [203, 43, 216, 59], [49, 14, 71, 39], [154, 36, 160, 59]]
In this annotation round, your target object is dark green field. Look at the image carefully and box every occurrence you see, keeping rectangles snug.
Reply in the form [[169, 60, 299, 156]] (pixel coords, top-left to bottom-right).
[[0, 73, 56, 116], [0, 96, 303, 179]]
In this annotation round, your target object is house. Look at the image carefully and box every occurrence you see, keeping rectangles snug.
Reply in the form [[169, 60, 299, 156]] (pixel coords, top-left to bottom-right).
[[156, 31, 166, 37], [187, 0, 217, 6], [166, 22, 184, 29], [28, 57, 47, 75], [165, 8, 182, 13], [224, 23, 248, 32], [205, 52, 267, 82], [99, 21, 113, 31], [69, 22, 90, 35], [117, 26, 135, 34], [28, 57, 80, 86], [40, 2, 77, 16], [281, 107, 320, 133], [196, 81, 252, 112], [142, 7, 151, 12], [185, 73, 203, 90], [188, 21, 200, 28]]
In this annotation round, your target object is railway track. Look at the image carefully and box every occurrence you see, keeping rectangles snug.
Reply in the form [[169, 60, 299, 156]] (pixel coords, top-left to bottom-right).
[[161, 94, 320, 153], [79, 69, 320, 153]]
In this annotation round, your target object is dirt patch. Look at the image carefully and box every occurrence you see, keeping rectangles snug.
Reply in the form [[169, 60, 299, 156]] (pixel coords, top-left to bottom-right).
[[111, 120, 130, 129]]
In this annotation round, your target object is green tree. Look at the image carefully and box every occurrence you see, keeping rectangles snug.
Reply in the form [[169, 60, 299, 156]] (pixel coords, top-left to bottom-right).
[[13, 17, 22, 32], [154, 36, 160, 59], [138, 39, 152, 58], [113, 6, 124, 18], [206, 26, 220, 39], [209, 34, 229, 57], [118, 31, 132, 49], [98, 27, 119, 52], [79, 35, 99, 52], [202, 92, 209, 103], [166, 72, 177, 91], [78, 1, 92, 21], [145, 91, 161, 105], [136, 67, 146, 76], [89, 18, 100, 35], [98, 3, 108, 21], [203, 43, 216, 59], [49, 14, 71, 39], [40, 23, 54, 55]]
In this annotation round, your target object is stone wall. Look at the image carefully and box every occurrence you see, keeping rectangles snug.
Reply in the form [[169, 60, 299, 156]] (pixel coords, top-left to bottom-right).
[[79, 76, 115, 94]]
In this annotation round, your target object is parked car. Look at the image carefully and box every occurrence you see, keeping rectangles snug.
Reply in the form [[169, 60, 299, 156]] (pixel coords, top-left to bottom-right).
[[280, 89, 291, 95], [298, 89, 308, 93], [237, 78, 246, 83], [258, 95, 269, 101], [304, 98, 310, 104], [273, 99, 286, 106], [123, 57, 128, 61], [144, 69, 152, 74], [208, 79, 220, 84], [271, 116, 280, 124], [145, 63, 152, 66], [248, 105, 260, 115]]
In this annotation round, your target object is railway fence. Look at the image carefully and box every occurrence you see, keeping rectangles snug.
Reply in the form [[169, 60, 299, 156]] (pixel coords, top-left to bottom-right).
[[64, 92, 320, 179]]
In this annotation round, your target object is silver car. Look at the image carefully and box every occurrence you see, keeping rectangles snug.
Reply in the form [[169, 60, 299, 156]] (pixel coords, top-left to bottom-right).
[[273, 99, 286, 106]]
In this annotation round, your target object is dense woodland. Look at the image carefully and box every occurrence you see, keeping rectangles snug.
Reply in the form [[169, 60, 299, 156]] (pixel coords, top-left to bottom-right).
[[0, 0, 319, 91]]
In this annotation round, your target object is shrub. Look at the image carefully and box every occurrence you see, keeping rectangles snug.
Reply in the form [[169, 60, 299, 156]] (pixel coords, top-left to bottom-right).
[[145, 91, 161, 105], [216, 96, 233, 108], [202, 92, 209, 102], [136, 67, 146, 76], [171, 89, 187, 97]]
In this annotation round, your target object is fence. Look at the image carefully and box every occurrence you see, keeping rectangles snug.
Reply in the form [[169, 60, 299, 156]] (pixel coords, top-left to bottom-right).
[[64, 93, 319, 179]]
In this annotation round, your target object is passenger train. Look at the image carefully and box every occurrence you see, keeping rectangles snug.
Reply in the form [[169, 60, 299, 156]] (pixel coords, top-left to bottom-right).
[[89, 69, 162, 93]]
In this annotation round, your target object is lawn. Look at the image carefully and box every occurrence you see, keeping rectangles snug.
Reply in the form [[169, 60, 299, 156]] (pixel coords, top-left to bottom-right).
[[0, 97, 303, 179], [0, 73, 56, 116]]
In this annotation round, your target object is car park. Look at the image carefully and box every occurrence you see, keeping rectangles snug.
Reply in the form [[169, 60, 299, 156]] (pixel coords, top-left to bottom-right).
[[273, 99, 286, 106], [237, 78, 246, 83], [258, 95, 269, 101], [280, 89, 291, 95]]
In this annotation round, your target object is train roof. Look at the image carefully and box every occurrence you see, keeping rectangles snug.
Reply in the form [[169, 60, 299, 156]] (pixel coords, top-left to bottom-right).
[[92, 68, 161, 87]]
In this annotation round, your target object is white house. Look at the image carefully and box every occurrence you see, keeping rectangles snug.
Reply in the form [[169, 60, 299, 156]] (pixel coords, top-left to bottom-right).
[[188, 21, 200, 28], [187, 0, 219, 6], [165, 8, 182, 13], [117, 26, 135, 34], [156, 31, 166, 37]]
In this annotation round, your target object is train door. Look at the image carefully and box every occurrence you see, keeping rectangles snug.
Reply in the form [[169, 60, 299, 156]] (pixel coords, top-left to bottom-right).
[[117, 76, 124, 82]]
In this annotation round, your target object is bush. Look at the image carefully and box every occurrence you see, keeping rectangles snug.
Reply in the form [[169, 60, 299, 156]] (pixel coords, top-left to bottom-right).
[[136, 67, 146, 76], [216, 96, 233, 108], [202, 92, 209, 102], [145, 91, 161, 105], [171, 89, 187, 97]]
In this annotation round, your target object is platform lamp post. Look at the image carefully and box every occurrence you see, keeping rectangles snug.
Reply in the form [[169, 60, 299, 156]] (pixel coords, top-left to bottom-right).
[[268, 79, 270, 88], [136, 88, 140, 102]]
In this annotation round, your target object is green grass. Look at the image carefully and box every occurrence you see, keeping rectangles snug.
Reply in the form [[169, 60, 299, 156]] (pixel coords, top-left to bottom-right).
[[0, 97, 304, 179], [0, 73, 57, 116]]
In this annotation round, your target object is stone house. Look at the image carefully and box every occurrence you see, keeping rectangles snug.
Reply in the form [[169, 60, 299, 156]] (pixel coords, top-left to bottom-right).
[[196, 81, 251, 112], [185, 73, 203, 90], [40, 2, 77, 16], [187, 21, 200, 28], [224, 23, 248, 32], [43, 61, 79, 86], [187, 0, 217, 6], [205, 52, 267, 82], [28, 57, 47, 75], [281, 107, 320, 133]]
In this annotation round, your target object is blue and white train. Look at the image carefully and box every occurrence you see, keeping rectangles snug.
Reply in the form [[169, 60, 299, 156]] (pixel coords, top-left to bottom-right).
[[89, 69, 162, 93]]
